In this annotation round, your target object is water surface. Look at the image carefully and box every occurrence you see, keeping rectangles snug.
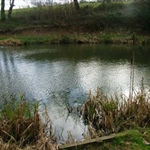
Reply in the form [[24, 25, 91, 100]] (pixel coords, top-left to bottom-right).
[[0, 44, 150, 142]]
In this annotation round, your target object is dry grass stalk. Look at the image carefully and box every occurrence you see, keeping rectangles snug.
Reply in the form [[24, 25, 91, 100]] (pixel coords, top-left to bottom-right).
[[0, 38, 22, 46], [0, 98, 57, 150], [80, 87, 150, 137]]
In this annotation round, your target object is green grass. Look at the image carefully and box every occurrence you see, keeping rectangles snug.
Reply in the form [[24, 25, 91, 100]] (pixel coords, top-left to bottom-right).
[[0, 1, 150, 46], [101, 129, 150, 150], [0, 32, 150, 45], [73, 128, 150, 150]]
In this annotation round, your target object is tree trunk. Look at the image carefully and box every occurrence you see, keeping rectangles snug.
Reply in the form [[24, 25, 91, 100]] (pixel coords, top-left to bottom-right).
[[1, 0, 6, 21], [8, 0, 15, 19], [74, 0, 80, 10]]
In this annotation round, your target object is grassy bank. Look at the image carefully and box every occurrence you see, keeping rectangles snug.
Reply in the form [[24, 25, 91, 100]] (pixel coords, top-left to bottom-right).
[[0, 32, 150, 46], [75, 128, 150, 150], [1, 2, 150, 32], [0, 1, 150, 46]]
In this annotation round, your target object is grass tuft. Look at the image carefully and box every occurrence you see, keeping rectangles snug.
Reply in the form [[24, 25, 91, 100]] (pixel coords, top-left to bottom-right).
[[0, 97, 57, 149], [80, 87, 150, 137], [0, 38, 23, 46]]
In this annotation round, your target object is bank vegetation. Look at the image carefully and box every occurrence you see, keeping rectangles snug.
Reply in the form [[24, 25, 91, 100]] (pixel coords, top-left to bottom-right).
[[0, 83, 149, 149], [0, 1, 150, 45], [0, 96, 57, 150]]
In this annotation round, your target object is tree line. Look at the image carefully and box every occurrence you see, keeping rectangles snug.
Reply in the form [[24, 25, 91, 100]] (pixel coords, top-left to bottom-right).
[[0, 0, 80, 21], [0, 0, 138, 21], [0, 0, 150, 25]]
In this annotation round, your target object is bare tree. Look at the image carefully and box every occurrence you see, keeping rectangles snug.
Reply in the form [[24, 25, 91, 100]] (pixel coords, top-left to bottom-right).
[[1, 0, 6, 21], [1, 0, 15, 21], [8, 0, 15, 19], [74, 0, 80, 10]]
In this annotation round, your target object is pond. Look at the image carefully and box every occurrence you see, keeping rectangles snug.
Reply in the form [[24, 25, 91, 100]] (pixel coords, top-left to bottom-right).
[[0, 44, 150, 143]]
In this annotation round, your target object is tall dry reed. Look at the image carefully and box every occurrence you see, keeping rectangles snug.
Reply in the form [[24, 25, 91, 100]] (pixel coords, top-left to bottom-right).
[[0, 97, 57, 150], [80, 86, 150, 137]]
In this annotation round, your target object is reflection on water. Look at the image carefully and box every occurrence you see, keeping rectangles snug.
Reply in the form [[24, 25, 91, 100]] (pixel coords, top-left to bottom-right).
[[0, 44, 150, 142]]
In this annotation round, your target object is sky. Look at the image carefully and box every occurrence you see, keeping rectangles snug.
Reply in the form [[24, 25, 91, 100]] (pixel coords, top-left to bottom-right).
[[5, 0, 72, 9], [5, 0, 32, 9]]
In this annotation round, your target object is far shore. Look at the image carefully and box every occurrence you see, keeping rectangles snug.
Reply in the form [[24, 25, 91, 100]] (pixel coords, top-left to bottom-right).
[[0, 27, 150, 46]]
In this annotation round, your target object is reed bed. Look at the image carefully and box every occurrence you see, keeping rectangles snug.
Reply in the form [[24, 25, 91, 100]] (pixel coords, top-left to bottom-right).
[[80, 87, 150, 137], [0, 97, 57, 150]]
